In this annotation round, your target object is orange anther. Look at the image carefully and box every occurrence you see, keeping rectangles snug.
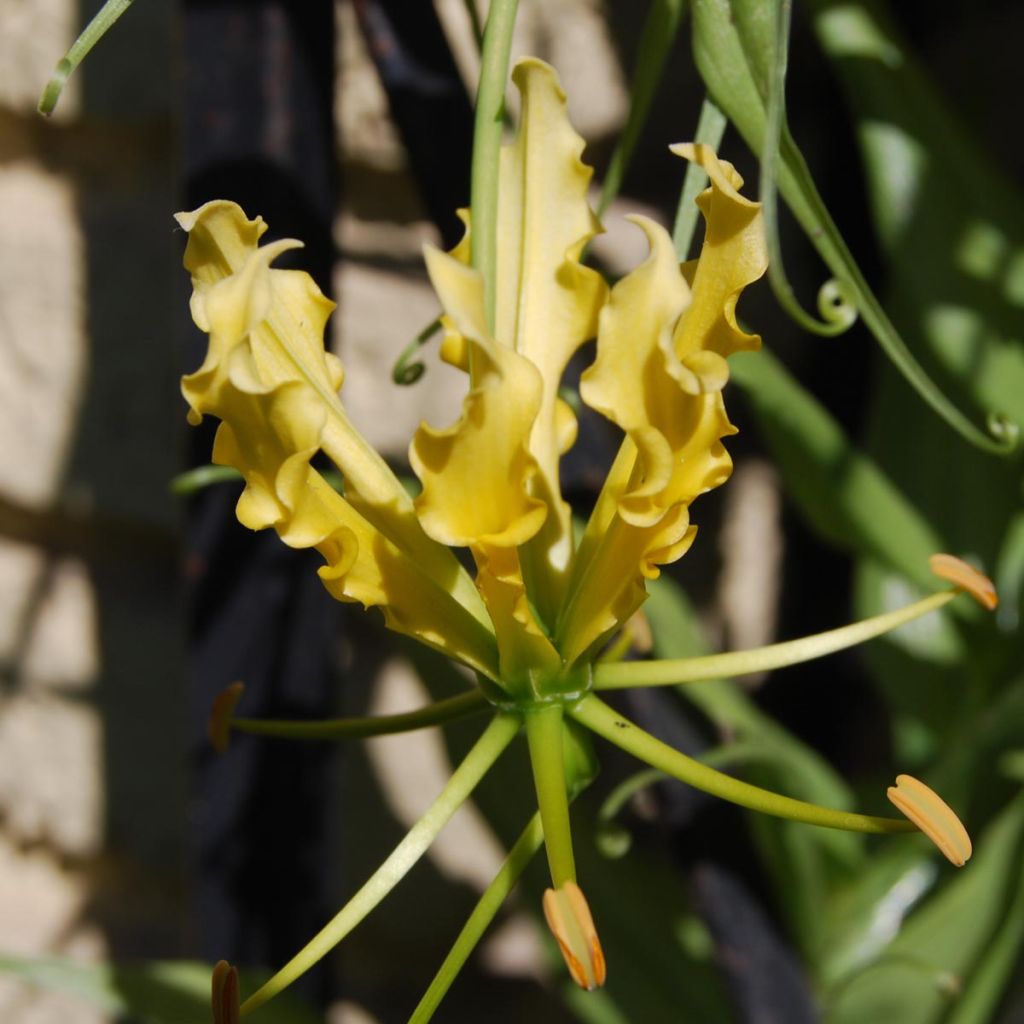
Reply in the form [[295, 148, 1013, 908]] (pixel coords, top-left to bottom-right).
[[211, 960, 240, 1024], [929, 554, 998, 611], [542, 881, 606, 990], [208, 682, 245, 754], [887, 774, 972, 867]]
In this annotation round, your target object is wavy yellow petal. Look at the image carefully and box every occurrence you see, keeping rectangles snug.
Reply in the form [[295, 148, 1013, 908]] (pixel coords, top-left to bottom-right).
[[410, 245, 562, 683], [412, 246, 547, 549], [179, 201, 494, 649], [474, 545, 562, 692], [669, 144, 766, 361], [209, 361, 499, 678], [562, 152, 766, 662], [495, 59, 610, 608]]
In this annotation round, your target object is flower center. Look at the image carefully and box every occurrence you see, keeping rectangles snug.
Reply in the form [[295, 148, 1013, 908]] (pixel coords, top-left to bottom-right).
[[478, 661, 594, 712]]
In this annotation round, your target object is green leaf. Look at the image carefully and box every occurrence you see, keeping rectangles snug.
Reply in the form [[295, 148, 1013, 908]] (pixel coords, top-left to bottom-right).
[[808, 0, 1024, 554], [824, 796, 1024, 1024], [690, 0, 1016, 454]]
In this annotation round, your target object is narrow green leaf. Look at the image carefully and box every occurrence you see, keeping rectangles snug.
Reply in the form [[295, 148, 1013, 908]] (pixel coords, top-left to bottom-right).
[[598, 0, 689, 217], [689, 0, 1017, 454], [825, 796, 1024, 1024]]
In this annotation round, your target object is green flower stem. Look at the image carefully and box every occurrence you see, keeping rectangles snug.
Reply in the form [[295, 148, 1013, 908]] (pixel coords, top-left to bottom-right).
[[672, 96, 727, 259], [571, 695, 914, 834], [470, 0, 519, 334], [230, 690, 489, 742], [597, 0, 688, 218], [409, 811, 546, 1023], [238, 713, 520, 1017], [594, 589, 956, 689], [525, 705, 576, 887], [38, 0, 135, 115], [760, 0, 854, 336]]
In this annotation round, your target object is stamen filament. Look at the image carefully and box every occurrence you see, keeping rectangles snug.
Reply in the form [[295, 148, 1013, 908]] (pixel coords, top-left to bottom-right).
[[594, 589, 957, 689], [571, 696, 915, 834], [525, 705, 577, 887], [229, 690, 489, 742], [410, 811, 546, 1023], [238, 713, 520, 1017]]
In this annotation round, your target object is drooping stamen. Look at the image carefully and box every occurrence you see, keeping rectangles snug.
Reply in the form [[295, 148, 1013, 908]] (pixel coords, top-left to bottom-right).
[[208, 682, 245, 753], [211, 960, 240, 1024], [929, 554, 998, 611], [573, 695, 915, 835], [229, 689, 489, 742], [238, 714, 520, 1017], [411, 811, 547, 1022], [542, 881, 607, 990], [594, 589, 957, 689], [887, 774, 972, 867]]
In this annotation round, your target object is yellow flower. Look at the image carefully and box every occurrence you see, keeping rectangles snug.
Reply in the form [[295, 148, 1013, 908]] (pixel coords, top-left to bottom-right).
[[179, 59, 765, 700], [179, 56, 990, 1022]]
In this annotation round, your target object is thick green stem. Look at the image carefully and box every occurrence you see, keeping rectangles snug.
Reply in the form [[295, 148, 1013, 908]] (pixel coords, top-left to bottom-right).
[[760, 0, 854, 336], [238, 713, 520, 1017], [571, 696, 914, 834], [230, 690, 488, 741], [470, 0, 519, 334], [594, 589, 956, 689], [525, 705, 576, 886], [409, 811, 545, 1023]]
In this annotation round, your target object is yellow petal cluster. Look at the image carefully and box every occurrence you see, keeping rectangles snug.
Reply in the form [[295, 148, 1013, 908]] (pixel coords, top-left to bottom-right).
[[559, 145, 767, 663], [177, 202, 498, 679], [178, 59, 767, 697], [409, 59, 608, 690]]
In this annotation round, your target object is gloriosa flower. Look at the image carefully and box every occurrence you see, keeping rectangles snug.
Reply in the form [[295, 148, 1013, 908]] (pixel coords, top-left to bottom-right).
[[180, 59, 994, 1022]]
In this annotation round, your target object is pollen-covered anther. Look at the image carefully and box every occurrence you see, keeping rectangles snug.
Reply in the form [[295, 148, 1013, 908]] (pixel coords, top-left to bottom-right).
[[542, 881, 606, 990], [208, 682, 245, 754], [887, 774, 973, 867], [929, 553, 998, 611], [211, 959, 240, 1024]]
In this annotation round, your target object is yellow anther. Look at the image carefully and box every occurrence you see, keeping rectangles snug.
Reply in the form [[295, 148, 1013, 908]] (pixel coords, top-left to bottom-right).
[[887, 774, 972, 867], [929, 553, 998, 611], [208, 682, 245, 754], [211, 960, 240, 1024], [542, 881, 606, 990]]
